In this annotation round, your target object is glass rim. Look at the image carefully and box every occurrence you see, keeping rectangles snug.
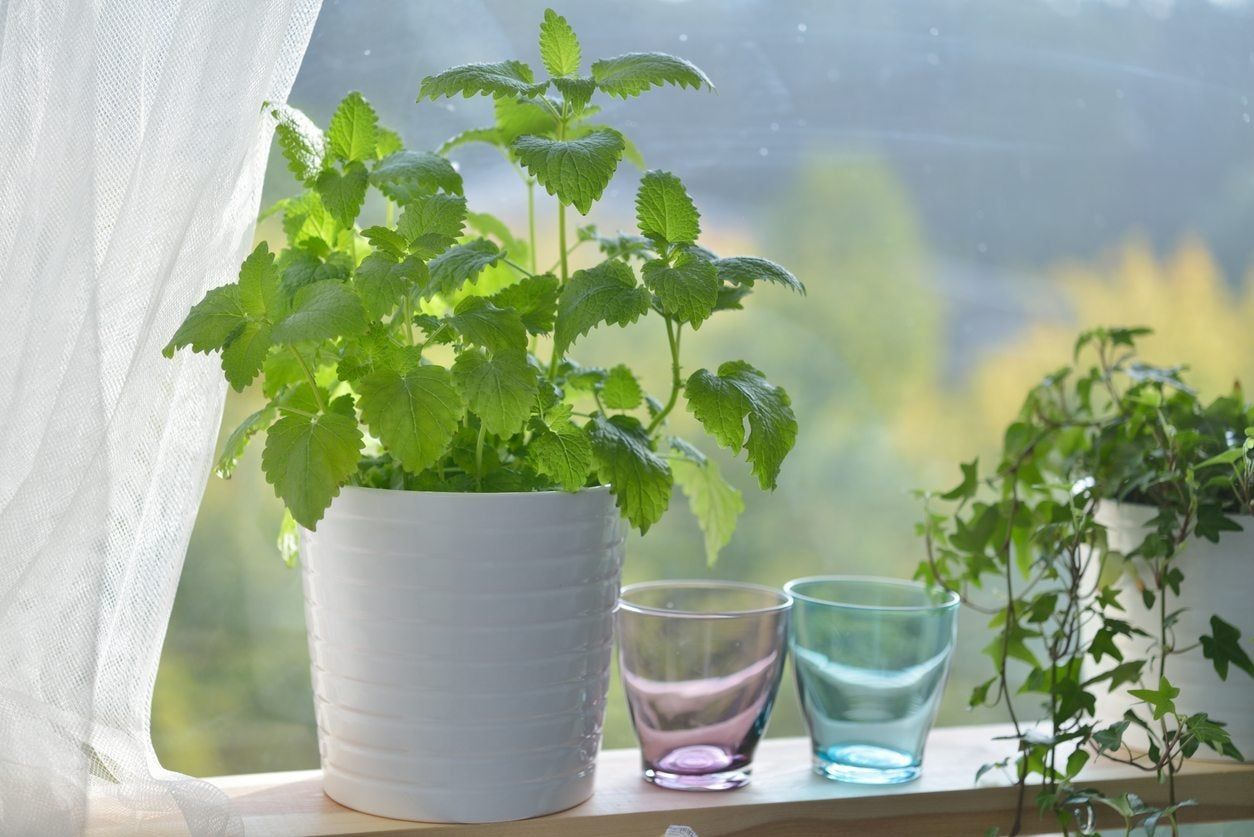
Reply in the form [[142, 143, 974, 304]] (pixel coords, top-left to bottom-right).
[[783, 575, 960, 612], [617, 580, 792, 619]]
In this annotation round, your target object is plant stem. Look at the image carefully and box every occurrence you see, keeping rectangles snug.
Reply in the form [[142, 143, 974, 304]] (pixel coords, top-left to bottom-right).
[[646, 318, 683, 435], [547, 200, 570, 379], [1159, 561, 1178, 809], [474, 422, 487, 491], [527, 179, 537, 274], [290, 346, 326, 413], [503, 258, 534, 277]]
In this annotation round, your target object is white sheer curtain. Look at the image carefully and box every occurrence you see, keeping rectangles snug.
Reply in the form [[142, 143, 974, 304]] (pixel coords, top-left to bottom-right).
[[0, 0, 320, 833]]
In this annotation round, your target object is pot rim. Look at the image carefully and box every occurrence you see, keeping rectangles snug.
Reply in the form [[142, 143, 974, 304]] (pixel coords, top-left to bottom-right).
[[617, 579, 792, 619], [334, 483, 612, 500]]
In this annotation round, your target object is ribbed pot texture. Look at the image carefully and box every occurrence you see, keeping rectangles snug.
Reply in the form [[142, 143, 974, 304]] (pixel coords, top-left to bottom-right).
[[1094, 502, 1254, 760], [299, 485, 625, 822]]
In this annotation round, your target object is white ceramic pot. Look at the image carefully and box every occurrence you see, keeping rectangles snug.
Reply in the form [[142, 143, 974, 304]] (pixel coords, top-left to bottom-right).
[[299, 485, 625, 822], [1094, 502, 1254, 759]]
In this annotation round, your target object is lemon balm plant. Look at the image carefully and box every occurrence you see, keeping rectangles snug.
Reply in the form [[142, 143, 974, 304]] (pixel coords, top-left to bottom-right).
[[164, 9, 800, 562], [163, 9, 801, 823]]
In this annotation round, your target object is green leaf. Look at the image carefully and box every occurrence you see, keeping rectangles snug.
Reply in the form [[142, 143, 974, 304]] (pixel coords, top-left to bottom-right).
[[591, 52, 714, 98], [370, 150, 464, 203], [1128, 676, 1181, 720], [635, 170, 700, 245], [221, 321, 273, 391], [163, 285, 246, 357], [237, 242, 286, 318], [215, 406, 276, 479], [553, 259, 650, 354], [277, 508, 299, 568], [512, 129, 625, 214], [357, 365, 464, 474], [452, 348, 538, 438], [1201, 615, 1254, 680], [315, 162, 369, 226], [353, 252, 427, 320], [272, 281, 368, 344], [419, 60, 544, 100], [491, 273, 560, 335], [1093, 720, 1130, 752], [281, 192, 339, 250], [397, 193, 468, 245], [374, 126, 403, 159], [529, 412, 594, 491], [446, 297, 528, 354], [670, 450, 744, 565], [941, 459, 979, 500], [539, 8, 581, 77], [552, 76, 595, 114], [327, 91, 378, 163], [267, 102, 326, 183], [642, 248, 720, 326], [261, 411, 363, 530], [361, 226, 409, 259], [1064, 748, 1090, 779], [425, 238, 504, 299], [684, 361, 798, 489], [602, 364, 643, 409], [587, 414, 673, 533], [715, 256, 806, 294]]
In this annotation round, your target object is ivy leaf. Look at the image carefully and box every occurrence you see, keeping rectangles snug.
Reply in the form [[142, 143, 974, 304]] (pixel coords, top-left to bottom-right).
[[715, 256, 805, 295], [602, 364, 643, 409], [267, 102, 326, 183], [162, 285, 246, 357], [512, 130, 625, 214], [1128, 676, 1181, 720], [447, 297, 527, 354], [315, 162, 369, 226], [216, 406, 276, 479], [261, 411, 363, 530], [554, 259, 650, 354], [370, 150, 464, 203], [1093, 720, 1130, 752], [491, 273, 560, 335], [636, 170, 700, 245], [452, 348, 538, 438], [587, 414, 673, 533], [327, 91, 378, 163], [418, 60, 545, 100], [353, 252, 427, 320], [642, 248, 720, 326], [425, 238, 504, 299], [539, 8, 581, 77], [1201, 615, 1254, 680], [670, 448, 744, 565], [684, 361, 798, 489], [272, 281, 368, 344], [529, 412, 594, 491], [357, 365, 464, 474], [591, 52, 714, 98]]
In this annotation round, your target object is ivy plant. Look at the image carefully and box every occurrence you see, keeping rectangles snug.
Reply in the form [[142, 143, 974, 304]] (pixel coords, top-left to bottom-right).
[[164, 9, 802, 564], [918, 327, 1253, 836]]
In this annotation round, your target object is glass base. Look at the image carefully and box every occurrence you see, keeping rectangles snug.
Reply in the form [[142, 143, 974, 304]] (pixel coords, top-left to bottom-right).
[[813, 744, 920, 785], [644, 745, 751, 791]]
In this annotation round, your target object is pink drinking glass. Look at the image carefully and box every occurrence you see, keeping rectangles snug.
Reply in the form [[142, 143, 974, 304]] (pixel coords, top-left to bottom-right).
[[616, 581, 792, 791]]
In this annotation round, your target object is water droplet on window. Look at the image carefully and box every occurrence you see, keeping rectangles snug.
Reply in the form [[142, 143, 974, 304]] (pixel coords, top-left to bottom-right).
[[758, 147, 769, 157], [1244, 113, 1251, 124], [678, 33, 688, 42], [977, 242, 988, 254], [363, 49, 372, 57], [797, 23, 808, 32], [769, 122, 780, 132], [929, 26, 940, 36]]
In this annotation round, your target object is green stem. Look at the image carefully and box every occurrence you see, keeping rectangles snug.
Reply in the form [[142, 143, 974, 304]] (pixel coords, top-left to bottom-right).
[[547, 201, 571, 379], [290, 346, 326, 413], [403, 294, 414, 344], [474, 422, 487, 491], [527, 179, 537, 274], [504, 258, 534, 277], [646, 318, 683, 435]]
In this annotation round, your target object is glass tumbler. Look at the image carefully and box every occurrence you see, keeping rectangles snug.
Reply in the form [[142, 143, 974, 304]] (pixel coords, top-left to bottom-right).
[[785, 576, 959, 785], [616, 581, 791, 791]]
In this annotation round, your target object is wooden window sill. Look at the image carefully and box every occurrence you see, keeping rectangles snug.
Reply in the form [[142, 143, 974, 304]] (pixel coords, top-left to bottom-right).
[[87, 725, 1253, 836]]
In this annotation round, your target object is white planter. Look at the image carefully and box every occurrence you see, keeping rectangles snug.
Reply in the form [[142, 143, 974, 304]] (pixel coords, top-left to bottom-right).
[[1094, 502, 1254, 759], [299, 485, 625, 822]]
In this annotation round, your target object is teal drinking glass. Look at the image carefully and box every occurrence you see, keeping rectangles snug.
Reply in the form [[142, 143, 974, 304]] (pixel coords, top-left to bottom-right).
[[784, 576, 959, 784]]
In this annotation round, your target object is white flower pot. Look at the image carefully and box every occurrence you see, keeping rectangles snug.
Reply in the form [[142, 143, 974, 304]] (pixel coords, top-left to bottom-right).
[[298, 485, 625, 822], [1094, 502, 1254, 760]]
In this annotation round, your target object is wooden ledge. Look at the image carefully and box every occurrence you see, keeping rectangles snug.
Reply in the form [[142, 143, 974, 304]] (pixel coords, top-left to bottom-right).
[[89, 725, 1254, 836]]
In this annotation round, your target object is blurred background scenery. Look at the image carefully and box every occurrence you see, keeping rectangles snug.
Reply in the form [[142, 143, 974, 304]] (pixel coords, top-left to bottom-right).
[[153, 0, 1254, 776]]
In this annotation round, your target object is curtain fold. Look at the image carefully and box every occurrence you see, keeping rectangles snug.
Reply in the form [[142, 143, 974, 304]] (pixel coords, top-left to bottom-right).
[[0, 0, 321, 832]]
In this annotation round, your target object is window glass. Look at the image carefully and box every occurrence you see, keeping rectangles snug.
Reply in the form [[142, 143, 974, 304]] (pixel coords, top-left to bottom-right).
[[155, 0, 1254, 775]]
